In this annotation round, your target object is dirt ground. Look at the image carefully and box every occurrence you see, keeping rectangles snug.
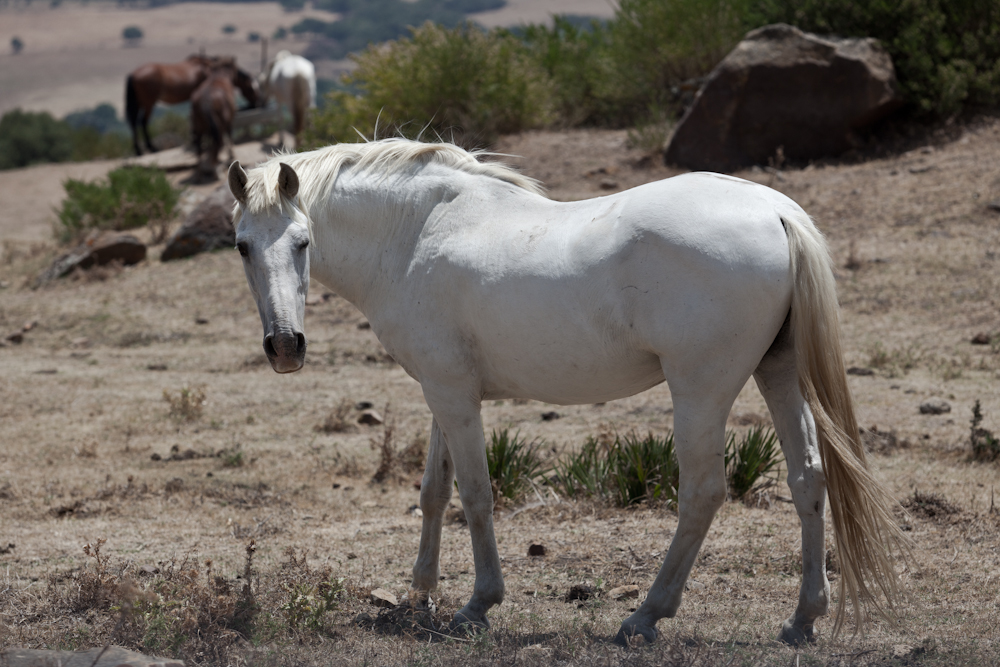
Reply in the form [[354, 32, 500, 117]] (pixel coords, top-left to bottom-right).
[[1, 119, 1000, 666]]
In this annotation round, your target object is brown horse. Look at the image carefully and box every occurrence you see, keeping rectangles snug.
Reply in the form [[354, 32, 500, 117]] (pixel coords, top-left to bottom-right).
[[126, 56, 260, 155], [190, 65, 238, 178]]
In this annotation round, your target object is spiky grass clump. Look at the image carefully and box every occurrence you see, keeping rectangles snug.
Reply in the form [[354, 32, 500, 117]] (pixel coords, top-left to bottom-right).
[[725, 425, 782, 500], [555, 427, 782, 508], [486, 429, 546, 504]]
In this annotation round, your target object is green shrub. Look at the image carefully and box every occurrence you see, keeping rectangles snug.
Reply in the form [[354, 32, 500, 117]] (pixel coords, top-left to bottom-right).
[[305, 22, 554, 147], [555, 426, 783, 508], [725, 425, 782, 499], [0, 109, 74, 169], [609, 431, 680, 507], [750, 0, 1000, 117], [57, 166, 180, 243], [554, 431, 678, 508], [552, 435, 615, 501], [486, 428, 546, 504]]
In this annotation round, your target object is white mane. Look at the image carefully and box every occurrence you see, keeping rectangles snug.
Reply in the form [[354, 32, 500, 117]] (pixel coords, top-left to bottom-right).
[[240, 138, 546, 214]]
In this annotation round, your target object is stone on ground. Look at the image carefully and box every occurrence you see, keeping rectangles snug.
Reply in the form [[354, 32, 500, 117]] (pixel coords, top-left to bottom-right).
[[161, 185, 236, 261], [665, 23, 902, 170], [36, 231, 147, 285], [0, 646, 183, 667]]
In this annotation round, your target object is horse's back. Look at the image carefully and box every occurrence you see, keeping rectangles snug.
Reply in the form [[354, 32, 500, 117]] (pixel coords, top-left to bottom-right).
[[390, 171, 799, 403]]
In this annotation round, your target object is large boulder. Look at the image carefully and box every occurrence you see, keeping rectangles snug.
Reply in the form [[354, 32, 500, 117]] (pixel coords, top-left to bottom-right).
[[161, 185, 236, 261], [36, 231, 147, 286], [664, 24, 903, 171]]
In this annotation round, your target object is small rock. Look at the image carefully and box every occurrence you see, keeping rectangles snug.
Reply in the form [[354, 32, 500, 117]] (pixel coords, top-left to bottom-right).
[[195, 317, 209, 325], [150, 453, 162, 461], [987, 200, 1000, 213], [70, 336, 90, 347], [357, 409, 384, 425], [353, 612, 374, 627], [161, 185, 235, 261], [919, 398, 951, 415], [139, 564, 160, 576], [541, 411, 560, 421], [147, 364, 167, 371], [370, 588, 398, 608], [6, 332, 23, 344], [355, 400, 374, 410], [608, 584, 640, 600], [357, 321, 371, 330], [565, 584, 594, 601], [893, 644, 914, 659], [332, 483, 341, 489], [37, 231, 146, 285], [527, 543, 547, 557], [22, 320, 37, 332], [599, 179, 619, 190], [971, 332, 992, 345], [846, 366, 874, 376]]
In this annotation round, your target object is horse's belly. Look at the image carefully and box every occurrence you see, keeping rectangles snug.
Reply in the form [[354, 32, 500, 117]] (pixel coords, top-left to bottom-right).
[[478, 343, 666, 405]]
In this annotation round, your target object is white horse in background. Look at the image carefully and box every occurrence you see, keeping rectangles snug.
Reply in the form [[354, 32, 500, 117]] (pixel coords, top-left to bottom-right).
[[227, 139, 910, 645], [261, 50, 316, 148]]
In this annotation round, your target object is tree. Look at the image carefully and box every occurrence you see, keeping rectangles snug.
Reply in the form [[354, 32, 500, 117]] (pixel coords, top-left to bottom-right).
[[0, 110, 74, 170], [122, 25, 143, 46], [11, 36, 23, 54], [222, 24, 237, 34]]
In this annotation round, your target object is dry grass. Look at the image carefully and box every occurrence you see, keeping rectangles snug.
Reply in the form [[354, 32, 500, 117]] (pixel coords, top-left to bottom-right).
[[2, 120, 1000, 664]]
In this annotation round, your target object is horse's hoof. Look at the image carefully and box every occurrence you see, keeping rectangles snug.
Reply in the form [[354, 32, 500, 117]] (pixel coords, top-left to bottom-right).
[[449, 608, 489, 635], [614, 621, 657, 646], [406, 591, 436, 613], [777, 619, 817, 646]]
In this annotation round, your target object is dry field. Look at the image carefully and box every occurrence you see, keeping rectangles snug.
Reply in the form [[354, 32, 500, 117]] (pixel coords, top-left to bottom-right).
[[0, 0, 615, 120], [1, 120, 1000, 666]]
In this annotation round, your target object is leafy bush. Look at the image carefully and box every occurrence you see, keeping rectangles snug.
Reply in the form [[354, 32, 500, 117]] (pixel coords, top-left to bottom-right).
[[57, 166, 180, 243], [750, 0, 1000, 117], [122, 26, 143, 44], [306, 22, 553, 146], [725, 425, 782, 499], [486, 429, 545, 504], [0, 109, 74, 169]]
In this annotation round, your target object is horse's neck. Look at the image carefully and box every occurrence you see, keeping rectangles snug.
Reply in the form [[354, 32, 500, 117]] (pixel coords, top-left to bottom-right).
[[306, 165, 460, 313]]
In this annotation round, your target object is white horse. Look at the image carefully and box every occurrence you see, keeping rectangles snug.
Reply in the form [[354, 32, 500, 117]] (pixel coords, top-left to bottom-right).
[[227, 139, 908, 645], [261, 50, 316, 148]]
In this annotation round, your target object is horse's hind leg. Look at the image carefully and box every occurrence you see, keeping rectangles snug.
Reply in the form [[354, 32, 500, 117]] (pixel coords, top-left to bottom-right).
[[140, 107, 156, 153], [410, 418, 454, 609], [616, 385, 734, 645], [753, 322, 829, 644]]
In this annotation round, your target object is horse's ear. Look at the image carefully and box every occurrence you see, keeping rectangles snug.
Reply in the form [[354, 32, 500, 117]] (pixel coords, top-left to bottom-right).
[[228, 161, 249, 206], [278, 162, 299, 200]]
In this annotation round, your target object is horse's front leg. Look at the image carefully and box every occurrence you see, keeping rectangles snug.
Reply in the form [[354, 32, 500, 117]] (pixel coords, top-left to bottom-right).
[[410, 418, 454, 609], [422, 387, 503, 631]]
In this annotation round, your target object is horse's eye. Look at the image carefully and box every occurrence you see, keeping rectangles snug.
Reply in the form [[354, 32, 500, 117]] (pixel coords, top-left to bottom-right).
[[237, 242, 249, 257], [298, 239, 309, 251]]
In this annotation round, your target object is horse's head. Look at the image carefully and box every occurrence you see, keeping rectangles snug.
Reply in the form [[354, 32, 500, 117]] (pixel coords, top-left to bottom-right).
[[234, 67, 261, 109], [229, 160, 309, 373]]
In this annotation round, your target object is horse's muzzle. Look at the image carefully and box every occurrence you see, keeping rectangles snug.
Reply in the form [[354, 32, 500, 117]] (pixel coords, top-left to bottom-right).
[[264, 331, 306, 373]]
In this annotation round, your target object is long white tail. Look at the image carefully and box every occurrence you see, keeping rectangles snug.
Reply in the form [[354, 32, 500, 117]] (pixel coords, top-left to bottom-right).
[[783, 209, 910, 635]]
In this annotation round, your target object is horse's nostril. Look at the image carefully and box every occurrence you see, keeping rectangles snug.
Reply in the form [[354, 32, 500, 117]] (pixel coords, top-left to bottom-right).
[[295, 332, 306, 354], [263, 335, 277, 358]]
